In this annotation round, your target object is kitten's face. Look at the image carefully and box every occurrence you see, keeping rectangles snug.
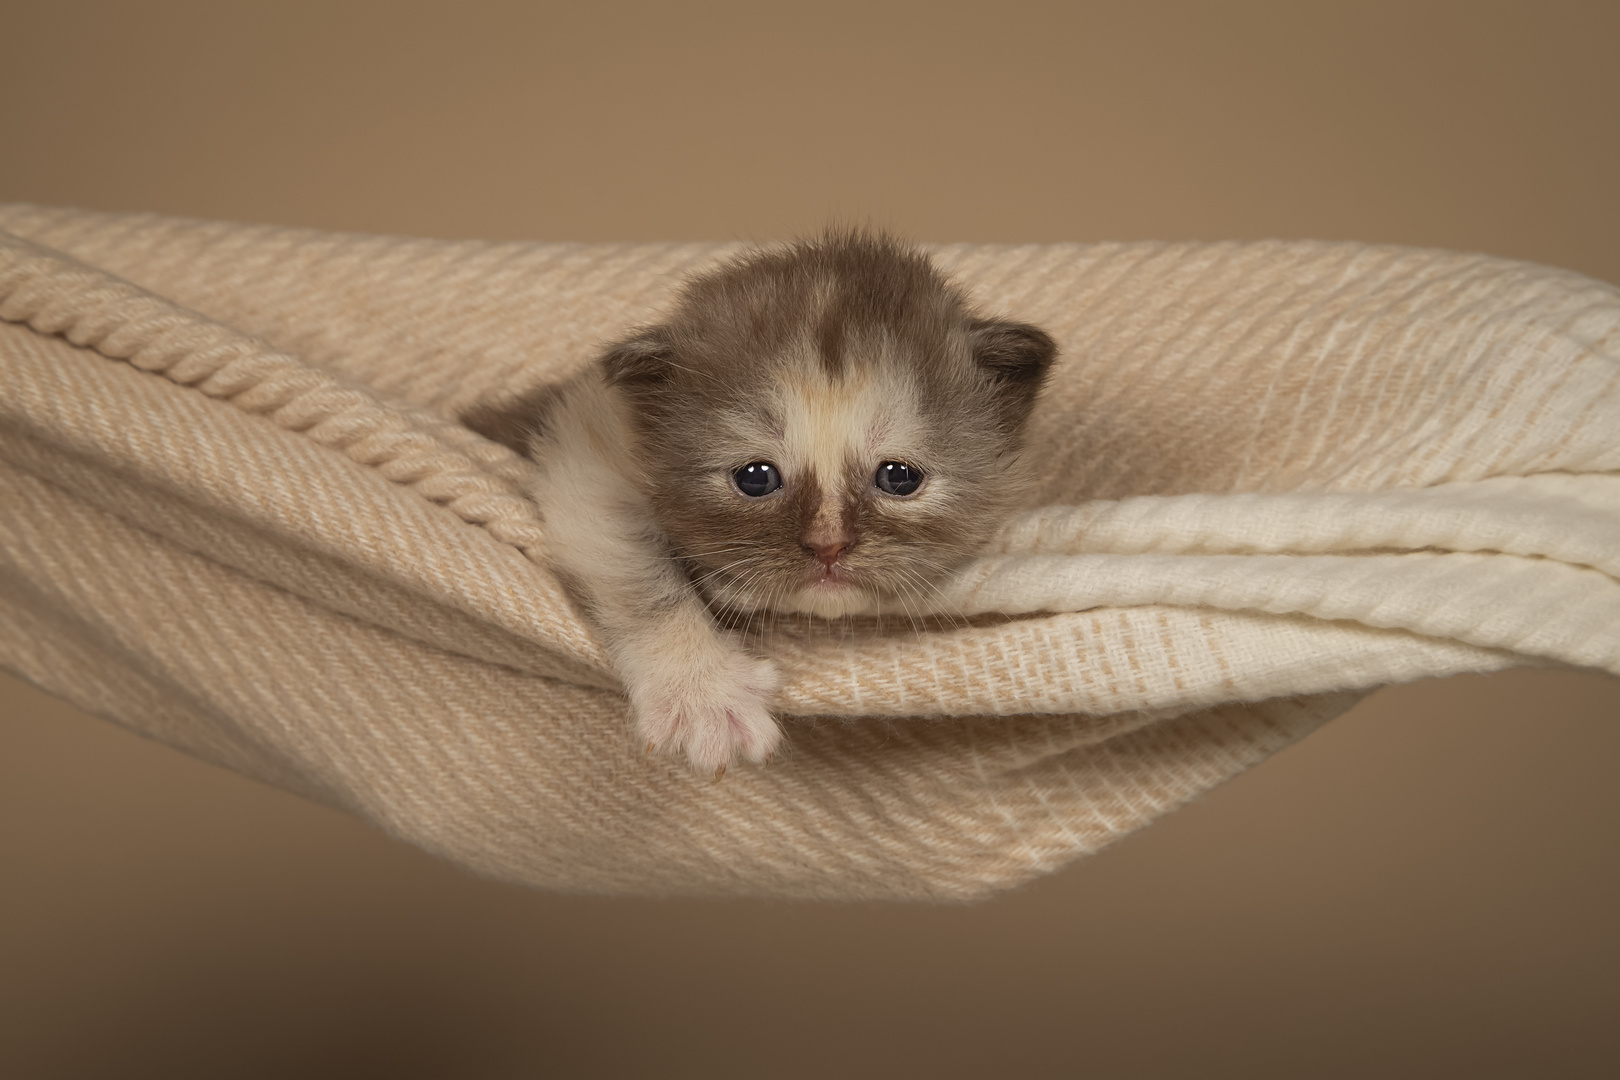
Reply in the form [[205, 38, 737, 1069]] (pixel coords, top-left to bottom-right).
[[605, 234, 1055, 617], [649, 354, 1014, 617]]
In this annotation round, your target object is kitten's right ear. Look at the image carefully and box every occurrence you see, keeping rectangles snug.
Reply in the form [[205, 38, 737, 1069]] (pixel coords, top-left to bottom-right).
[[601, 326, 677, 387], [460, 383, 561, 455], [968, 318, 1058, 431]]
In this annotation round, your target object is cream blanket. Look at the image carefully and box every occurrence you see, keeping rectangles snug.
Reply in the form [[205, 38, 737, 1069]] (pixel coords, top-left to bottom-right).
[[2, 205, 1616, 900]]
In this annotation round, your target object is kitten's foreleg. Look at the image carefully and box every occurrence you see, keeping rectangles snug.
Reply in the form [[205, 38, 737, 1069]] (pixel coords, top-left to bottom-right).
[[531, 382, 782, 774]]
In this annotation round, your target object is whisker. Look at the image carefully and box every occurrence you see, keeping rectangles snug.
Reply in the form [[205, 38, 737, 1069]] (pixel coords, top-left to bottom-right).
[[892, 573, 929, 637], [888, 564, 967, 635], [731, 564, 777, 643], [680, 541, 767, 560], [690, 555, 763, 586]]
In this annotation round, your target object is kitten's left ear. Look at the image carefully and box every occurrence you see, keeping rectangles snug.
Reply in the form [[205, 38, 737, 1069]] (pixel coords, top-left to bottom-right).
[[601, 326, 677, 388], [969, 318, 1058, 429]]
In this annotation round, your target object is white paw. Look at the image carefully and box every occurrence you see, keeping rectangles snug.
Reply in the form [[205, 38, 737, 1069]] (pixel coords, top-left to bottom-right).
[[623, 645, 782, 776]]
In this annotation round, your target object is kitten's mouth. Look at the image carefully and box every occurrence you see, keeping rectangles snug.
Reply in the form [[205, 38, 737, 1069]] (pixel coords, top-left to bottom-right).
[[703, 562, 884, 618], [806, 562, 855, 589], [778, 561, 871, 616]]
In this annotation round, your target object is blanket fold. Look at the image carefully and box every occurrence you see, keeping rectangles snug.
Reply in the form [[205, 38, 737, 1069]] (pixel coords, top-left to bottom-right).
[[2, 204, 1615, 899]]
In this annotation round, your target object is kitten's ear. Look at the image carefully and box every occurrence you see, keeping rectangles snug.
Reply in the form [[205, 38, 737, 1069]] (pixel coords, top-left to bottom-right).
[[459, 383, 562, 455], [969, 318, 1058, 429], [601, 326, 677, 387]]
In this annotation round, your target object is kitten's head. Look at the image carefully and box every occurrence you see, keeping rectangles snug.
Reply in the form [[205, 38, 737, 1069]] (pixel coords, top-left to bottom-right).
[[604, 231, 1056, 618]]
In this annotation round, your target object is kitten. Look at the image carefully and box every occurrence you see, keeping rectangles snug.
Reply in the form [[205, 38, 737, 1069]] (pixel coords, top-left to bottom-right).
[[465, 232, 1056, 776]]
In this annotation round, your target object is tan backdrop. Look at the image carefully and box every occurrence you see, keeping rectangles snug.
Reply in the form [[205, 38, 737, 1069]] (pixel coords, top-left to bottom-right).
[[2, 2, 1617, 1076]]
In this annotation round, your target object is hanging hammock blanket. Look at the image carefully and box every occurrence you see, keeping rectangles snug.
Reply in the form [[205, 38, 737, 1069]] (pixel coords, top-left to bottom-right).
[[2, 204, 1617, 900]]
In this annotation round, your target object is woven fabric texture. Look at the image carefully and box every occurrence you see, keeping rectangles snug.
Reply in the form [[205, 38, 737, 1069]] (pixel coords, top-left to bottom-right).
[[2, 204, 1616, 900]]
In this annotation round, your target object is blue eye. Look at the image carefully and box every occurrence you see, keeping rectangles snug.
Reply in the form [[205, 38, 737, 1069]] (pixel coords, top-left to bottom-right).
[[733, 461, 783, 497], [874, 461, 923, 496]]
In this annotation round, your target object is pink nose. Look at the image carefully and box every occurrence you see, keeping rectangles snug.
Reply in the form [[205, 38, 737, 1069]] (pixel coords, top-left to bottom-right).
[[810, 541, 846, 567]]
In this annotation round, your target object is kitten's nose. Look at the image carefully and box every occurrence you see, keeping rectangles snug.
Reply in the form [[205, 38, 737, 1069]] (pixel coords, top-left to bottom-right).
[[809, 540, 847, 567]]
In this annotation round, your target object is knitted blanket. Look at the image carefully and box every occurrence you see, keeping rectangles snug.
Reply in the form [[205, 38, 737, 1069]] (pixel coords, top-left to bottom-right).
[[2, 205, 1616, 900]]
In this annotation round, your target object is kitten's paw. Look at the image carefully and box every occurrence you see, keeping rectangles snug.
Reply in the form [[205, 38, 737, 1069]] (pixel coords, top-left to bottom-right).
[[625, 647, 782, 775]]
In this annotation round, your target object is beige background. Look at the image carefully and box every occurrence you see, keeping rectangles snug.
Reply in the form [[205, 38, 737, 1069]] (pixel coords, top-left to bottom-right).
[[2, 2, 1617, 1076]]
